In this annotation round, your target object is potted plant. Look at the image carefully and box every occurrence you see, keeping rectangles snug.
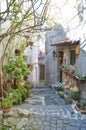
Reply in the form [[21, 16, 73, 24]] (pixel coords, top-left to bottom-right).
[[65, 95, 72, 104], [2, 97, 13, 113], [18, 86, 27, 101], [69, 91, 80, 104], [6, 79, 13, 88], [75, 100, 86, 114], [56, 86, 64, 98], [3, 62, 15, 88], [12, 89, 22, 105], [75, 74, 86, 83], [23, 75, 29, 85], [25, 84, 32, 95], [15, 49, 21, 56], [56, 86, 64, 92]]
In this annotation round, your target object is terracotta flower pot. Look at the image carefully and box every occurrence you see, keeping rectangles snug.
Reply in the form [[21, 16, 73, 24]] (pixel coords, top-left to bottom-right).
[[72, 99, 79, 104], [78, 79, 85, 84], [6, 82, 12, 88], [2, 108, 11, 113], [15, 49, 21, 56], [75, 76, 86, 84], [75, 105, 86, 114], [0, 105, 2, 109]]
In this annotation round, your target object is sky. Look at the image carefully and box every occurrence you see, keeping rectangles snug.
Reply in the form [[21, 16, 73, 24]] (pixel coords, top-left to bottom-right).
[[0, 0, 79, 28], [0, 0, 80, 50], [35, 0, 80, 51]]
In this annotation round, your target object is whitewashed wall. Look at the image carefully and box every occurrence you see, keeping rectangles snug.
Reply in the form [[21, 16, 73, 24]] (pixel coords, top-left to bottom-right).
[[45, 28, 67, 83]]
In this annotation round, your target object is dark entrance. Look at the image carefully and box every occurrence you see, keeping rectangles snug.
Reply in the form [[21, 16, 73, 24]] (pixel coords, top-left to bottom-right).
[[58, 51, 63, 82], [40, 65, 45, 80]]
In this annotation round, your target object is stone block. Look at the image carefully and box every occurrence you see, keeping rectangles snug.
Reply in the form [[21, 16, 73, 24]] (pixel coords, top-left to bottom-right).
[[16, 118, 28, 129]]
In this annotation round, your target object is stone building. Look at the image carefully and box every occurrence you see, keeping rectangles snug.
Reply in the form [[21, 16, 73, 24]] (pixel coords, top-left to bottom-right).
[[45, 0, 86, 100], [44, 26, 68, 84]]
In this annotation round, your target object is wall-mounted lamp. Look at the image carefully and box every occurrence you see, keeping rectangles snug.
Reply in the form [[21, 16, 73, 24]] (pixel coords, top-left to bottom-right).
[[52, 50, 57, 58]]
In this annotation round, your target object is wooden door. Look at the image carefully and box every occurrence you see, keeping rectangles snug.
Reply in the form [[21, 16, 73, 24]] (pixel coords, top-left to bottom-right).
[[40, 65, 45, 80], [58, 51, 63, 82]]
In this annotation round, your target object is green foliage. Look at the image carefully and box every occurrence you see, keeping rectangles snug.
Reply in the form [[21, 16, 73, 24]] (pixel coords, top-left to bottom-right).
[[56, 86, 64, 92], [65, 96, 72, 104], [2, 98, 13, 109], [19, 63, 30, 76], [12, 89, 22, 104], [69, 91, 80, 100], [11, 84, 32, 105], [60, 64, 69, 71], [2, 46, 32, 106], [3, 62, 15, 76], [11, 1, 21, 23], [3, 54, 31, 87], [77, 100, 86, 110], [16, 57, 24, 63], [18, 86, 27, 101], [77, 99, 86, 110], [0, 126, 9, 130], [5, 87, 14, 95], [24, 84, 32, 96], [26, 84, 32, 90], [76, 74, 86, 80], [60, 64, 66, 68]]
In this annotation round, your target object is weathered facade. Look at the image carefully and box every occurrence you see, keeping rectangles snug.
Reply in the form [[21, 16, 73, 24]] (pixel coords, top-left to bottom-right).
[[51, 39, 86, 100], [45, 27, 68, 84], [45, 0, 86, 99]]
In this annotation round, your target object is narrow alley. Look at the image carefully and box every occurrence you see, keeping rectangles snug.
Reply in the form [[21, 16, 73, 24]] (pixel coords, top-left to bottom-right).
[[14, 83, 86, 130], [1, 0, 86, 130]]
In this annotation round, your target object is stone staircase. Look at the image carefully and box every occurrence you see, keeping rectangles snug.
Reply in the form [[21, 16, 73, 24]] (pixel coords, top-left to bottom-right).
[[14, 83, 86, 120]]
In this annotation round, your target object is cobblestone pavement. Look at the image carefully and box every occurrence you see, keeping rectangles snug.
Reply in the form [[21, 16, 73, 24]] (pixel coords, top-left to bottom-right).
[[14, 83, 86, 130]]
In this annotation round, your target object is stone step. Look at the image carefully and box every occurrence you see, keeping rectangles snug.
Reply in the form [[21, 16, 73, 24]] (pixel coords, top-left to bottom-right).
[[51, 81, 63, 88], [15, 104, 86, 119]]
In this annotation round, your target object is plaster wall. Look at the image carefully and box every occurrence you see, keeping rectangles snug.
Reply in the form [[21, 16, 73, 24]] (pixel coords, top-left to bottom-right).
[[45, 31, 58, 83], [78, 83, 86, 100], [24, 45, 39, 84], [76, 48, 86, 75], [45, 27, 67, 83]]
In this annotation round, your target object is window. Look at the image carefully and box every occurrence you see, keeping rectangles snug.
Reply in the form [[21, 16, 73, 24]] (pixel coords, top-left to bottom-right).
[[70, 50, 76, 65]]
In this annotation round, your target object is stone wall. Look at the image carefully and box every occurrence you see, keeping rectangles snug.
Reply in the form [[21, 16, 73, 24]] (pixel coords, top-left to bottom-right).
[[45, 32, 58, 83], [45, 26, 67, 83], [77, 82, 86, 100], [77, 49, 86, 75]]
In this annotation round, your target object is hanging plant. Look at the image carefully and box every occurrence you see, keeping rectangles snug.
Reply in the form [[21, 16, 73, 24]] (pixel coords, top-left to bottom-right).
[[15, 49, 21, 56]]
